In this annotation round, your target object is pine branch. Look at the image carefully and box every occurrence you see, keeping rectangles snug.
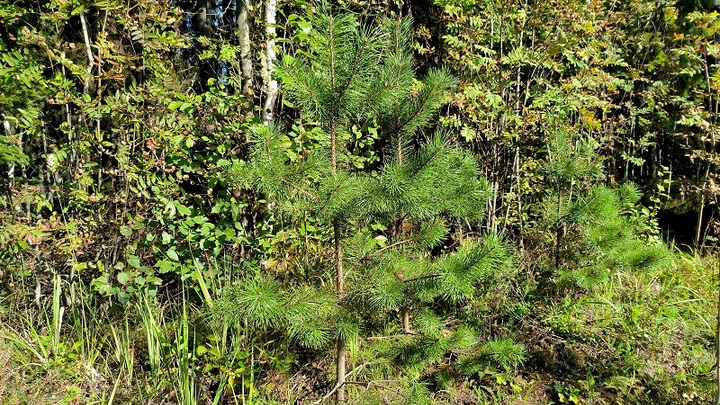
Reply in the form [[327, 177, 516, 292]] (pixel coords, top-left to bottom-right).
[[315, 182, 346, 215], [289, 182, 318, 200], [408, 138, 447, 178], [397, 73, 448, 136], [278, 60, 324, 119], [355, 58, 406, 110], [402, 273, 442, 284], [556, 188, 606, 226], [363, 236, 419, 259], [336, 32, 372, 112]]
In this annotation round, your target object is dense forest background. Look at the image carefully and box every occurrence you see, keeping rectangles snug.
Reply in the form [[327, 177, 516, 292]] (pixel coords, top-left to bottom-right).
[[1, 0, 719, 403]]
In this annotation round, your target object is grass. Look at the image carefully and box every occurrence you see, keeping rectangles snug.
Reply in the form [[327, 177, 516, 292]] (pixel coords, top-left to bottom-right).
[[0, 276, 211, 404], [0, 252, 716, 404], [526, 250, 716, 404]]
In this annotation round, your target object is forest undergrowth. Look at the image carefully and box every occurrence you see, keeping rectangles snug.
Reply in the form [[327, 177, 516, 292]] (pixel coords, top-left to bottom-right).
[[0, 249, 715, 404], [1, 0, 720, 404]]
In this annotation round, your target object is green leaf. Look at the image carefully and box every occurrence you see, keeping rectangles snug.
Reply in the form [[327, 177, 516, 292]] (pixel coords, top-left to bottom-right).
[[167, 249, 179, 261], [127, 255, 141, 268], [156, 260, 174, 274], [146, 276, 162, 285], [176, 203, 191, 216], [117, 272, 130, 285]]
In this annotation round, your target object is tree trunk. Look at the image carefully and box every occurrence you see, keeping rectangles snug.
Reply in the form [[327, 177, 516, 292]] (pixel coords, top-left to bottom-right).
[[3, 117, 17, 214], [401, 306, 412, 334], [262, 0, 278, 124], [514, 143, 524, 250], [334, 219, 346, 403], [555, 187, 562, 270], [716, 258, 720, 405], [696, 193, 706, 249], [237, 0, 254, 99], [329, 118, 346, 403], [335, 313, 346, 403], [3, 117, 15, 182], [79, 12, 95, 93]]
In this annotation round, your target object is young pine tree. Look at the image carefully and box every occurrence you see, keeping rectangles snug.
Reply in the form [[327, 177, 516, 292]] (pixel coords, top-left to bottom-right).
[[534, 119, 670, 290], [215, 9, 513, 403]]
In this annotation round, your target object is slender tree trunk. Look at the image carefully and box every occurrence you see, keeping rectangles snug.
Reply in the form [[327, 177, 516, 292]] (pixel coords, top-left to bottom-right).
[[396, 134, 413, 336], [77, 11, 96, 196], [401, 306, 412, 334], [696, 192, 706, 249], [699, 56, 716, 251], [3, 116, 17, 214], [58, 55, 72, 207], [330, 121, 338, 174], [330, 118, 346, 403], [334, 220, 346, 404], [79, 12, 95, 93], [555, 186, 562, 270], [334, 221, 344, 296], [237, 0, 254, 99], [716, 258, 720, 405], [262, 0, 278, 124], [3, 117, 15, 182], [96, 11, 108, 191], [696, 157, 710, 249], [515, 144, 523, 250]]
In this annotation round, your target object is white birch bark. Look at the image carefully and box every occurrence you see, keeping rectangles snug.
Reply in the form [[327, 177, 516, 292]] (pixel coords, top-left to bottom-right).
[[79, 12, 95, 93], [261, 0, 278, 125], [238, 0, 254, 98], [3, 116, 16, 181]]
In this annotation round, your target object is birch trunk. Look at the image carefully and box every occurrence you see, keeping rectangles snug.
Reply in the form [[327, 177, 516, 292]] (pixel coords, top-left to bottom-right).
[[3, 117, 19, 216], [261, 0, 278, 124], [237, 0, 254, 99], [79, 12, 95, 93], [3, 117, 15, 182]]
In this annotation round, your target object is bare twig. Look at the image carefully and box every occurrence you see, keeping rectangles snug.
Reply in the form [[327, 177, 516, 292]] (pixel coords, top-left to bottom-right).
[[313, 363, 370, 404]]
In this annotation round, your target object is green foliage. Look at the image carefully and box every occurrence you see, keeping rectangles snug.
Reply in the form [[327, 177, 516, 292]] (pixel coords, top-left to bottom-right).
[[541, 253, 715, 404], [214, 273, 336, 349], [216, 8, 519, 402], [278, 12, 411, 125], [529, 125, 673, 292], [0, 134, 28, 167], [457, 336, 527, 373], [0, 0, 718, 403]]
